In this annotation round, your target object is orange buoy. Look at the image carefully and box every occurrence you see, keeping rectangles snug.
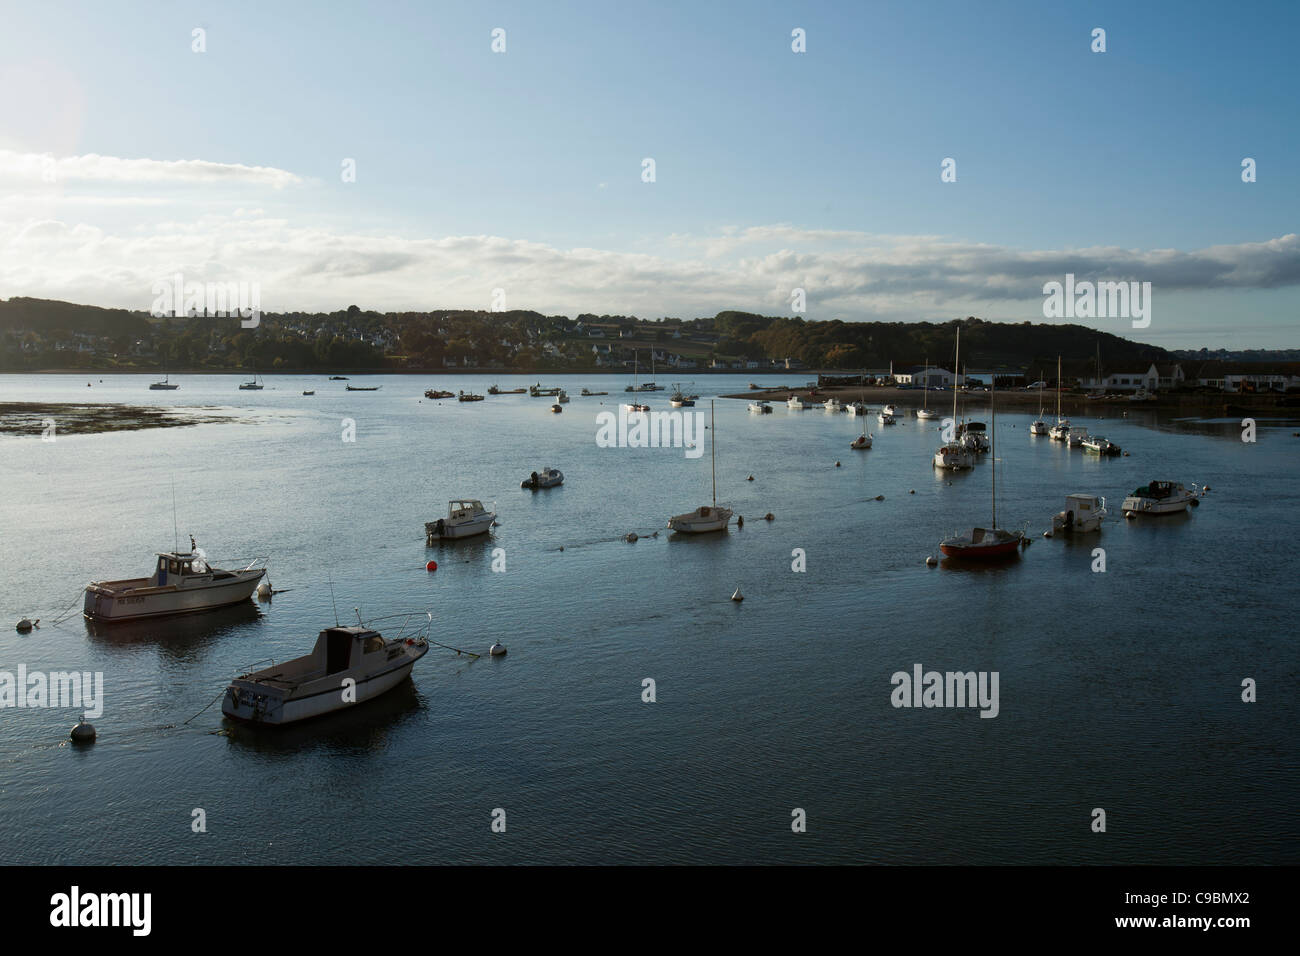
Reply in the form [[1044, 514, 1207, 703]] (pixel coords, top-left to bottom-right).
[[425, 560, 438, 572]]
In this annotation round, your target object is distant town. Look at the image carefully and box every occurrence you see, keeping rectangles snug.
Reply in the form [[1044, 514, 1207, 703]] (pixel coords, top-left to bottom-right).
[[2, 296, 1297, 395]]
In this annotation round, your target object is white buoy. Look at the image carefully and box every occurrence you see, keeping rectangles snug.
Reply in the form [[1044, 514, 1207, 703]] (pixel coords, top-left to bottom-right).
[[925, 556, 938, 567], [16, 617, 36, 633], [489, 642, 507, 657], [731, 587, 743, 602], [256, 581, 272, 601], [70, 716, 96, 743]]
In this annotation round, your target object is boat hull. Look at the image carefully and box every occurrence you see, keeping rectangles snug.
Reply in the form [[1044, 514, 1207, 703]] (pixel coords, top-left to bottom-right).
[[667, 507, 732, 534], [83, 569, 265, 622], [222, 652, 425, 726], [425, 516, 494, 539], [1121, 495, 1191, 517]]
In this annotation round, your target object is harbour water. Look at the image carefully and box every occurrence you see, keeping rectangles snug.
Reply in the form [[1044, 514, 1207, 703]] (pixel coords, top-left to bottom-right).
[[1, 373, 1296, 864]]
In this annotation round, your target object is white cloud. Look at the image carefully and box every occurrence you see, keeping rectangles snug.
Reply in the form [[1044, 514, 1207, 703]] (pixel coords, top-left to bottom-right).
[[0, 150, 302, 188], [1, 210, 1296, 324]]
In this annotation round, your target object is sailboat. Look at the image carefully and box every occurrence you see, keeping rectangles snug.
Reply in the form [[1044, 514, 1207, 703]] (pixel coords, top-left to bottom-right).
[[239, 368, 264, 390], [1048, 356, 1070, 440], [850, 410, 873, 449], [624, 350, 649, 411], [667, 401, 732, 533], [933, 327, 975, 470], [1029, 373, 1048, 435], [916, 360, 938, 419], [149, 371, 179, 390], [940, 380, 1025, 559]]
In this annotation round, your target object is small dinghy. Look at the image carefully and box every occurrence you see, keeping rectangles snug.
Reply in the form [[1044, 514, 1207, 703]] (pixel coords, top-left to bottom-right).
[[522, 467, 564, 489], [222, 615, 430, 725]]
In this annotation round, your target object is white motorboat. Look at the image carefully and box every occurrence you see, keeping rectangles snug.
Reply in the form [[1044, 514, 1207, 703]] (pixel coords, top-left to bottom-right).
[[748, 400, 772, 413], [83, 542, 266, 622], [934, 325, 973, 469], [877, 409, 895, 425], [1051, 493, 1107, 534], [425, 499, 496, 541], [916, 408, 939, 420], [222, 615, 430, 725], [1066, 425, 1088, 447], [846, 401, 869, 416], [787, 395, 805, 410], [823, 397, 844, 412], [557, 390, 570, 404], [668, 401, 732, 534], [881, 404, 897, 417], [1121, 481, 1200, 518], [1082, 435, 1122, 456], [522, 467, 564, 489], [958, 421, 989, 452]]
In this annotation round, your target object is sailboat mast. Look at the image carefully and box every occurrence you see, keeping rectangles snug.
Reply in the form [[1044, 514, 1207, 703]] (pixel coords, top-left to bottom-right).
[[1056, 355, 1062, 420], [952, 327, 960, 429], [991, 377, 997, 529], [710, 400, 717, 507]]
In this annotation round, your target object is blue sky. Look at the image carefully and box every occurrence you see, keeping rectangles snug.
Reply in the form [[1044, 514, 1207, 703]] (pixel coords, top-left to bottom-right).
[[1, 0, 1296, 346]]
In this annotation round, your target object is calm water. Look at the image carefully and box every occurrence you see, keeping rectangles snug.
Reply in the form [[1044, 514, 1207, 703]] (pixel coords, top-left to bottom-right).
[[1, 373, 1296, 864]]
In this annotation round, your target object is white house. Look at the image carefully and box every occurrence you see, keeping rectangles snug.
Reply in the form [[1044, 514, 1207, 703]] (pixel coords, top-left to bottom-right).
[[895, 366, 956, 387]]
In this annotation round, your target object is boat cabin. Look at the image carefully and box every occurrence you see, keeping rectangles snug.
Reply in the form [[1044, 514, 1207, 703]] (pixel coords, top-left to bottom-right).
[[149, 551, 211, 586], [449, 499, 486, 519], [1064, 493, 1102, 515], [312, 626, 391, 676]]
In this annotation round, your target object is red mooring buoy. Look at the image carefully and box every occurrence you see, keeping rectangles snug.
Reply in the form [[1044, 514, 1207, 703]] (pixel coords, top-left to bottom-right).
[[426, 560, 438, 572]]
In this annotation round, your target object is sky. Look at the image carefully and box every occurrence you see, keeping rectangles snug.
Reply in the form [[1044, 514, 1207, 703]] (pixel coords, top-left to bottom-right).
[[0, 0, 1297, 348]]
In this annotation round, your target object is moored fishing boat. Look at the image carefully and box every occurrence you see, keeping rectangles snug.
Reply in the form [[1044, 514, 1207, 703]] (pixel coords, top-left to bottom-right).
[[1082, 435, 1121, 456], [1050, 493, 1107, 534], [83, 540, 267, 622], [671, 384, 695, 408], [222, 614, 431, 725], [346, 384, 381, 391], [787, 395, 805, 410], [957, 421, 989, 452], [425, 500, 496, 541], [457, 390, 485, 402], [1121, 481, 1199, 518], [424, 389, 454, 399], [748, 400, 772, 413]]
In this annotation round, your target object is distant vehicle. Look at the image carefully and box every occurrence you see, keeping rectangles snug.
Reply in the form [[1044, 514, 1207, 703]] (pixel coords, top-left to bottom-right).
[[1026, 381, 1048, 390]]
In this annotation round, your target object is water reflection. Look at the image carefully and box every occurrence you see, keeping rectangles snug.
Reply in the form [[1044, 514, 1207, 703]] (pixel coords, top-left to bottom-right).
[[84, 601, 265, 664]]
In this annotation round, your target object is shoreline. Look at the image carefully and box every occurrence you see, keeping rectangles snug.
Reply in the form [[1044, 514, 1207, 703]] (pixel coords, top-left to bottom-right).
[[722, 385, 1298, 415]]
